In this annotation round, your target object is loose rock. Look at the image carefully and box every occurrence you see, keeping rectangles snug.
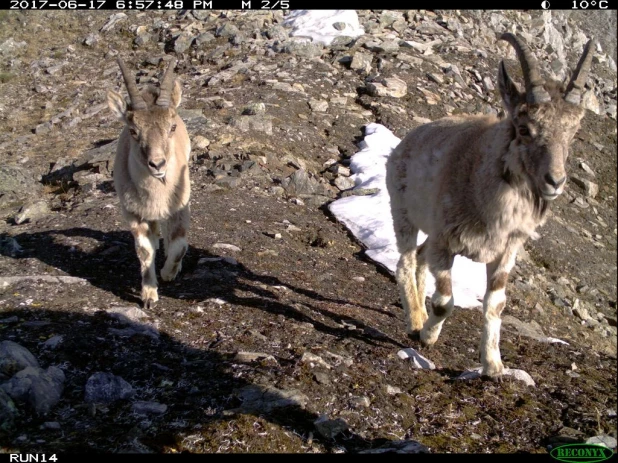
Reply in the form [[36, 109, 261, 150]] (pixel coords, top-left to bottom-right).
[[397, 348, 435, 370], [366, 77, 407, 98], [0, 341, 40, 377], [132, 401, 168, 416], [84, 372, 134, 404], [232, 385, 308, 414], [314, 415, 349, 439], [2, 366, 65, 415]]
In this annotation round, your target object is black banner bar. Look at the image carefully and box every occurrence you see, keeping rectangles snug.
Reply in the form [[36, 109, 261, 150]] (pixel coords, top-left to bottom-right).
[[0, 453, 566, 461], [2, 1, 616, 10]]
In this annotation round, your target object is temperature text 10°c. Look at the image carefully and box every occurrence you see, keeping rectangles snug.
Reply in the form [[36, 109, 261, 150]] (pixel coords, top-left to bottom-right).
[[572, 0, 609, 8]]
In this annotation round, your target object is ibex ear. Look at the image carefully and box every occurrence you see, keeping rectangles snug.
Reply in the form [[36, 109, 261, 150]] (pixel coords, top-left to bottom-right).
[[170, 80, 182, 109], [498, 61, 523, 115], [107, 90, 128, 121]]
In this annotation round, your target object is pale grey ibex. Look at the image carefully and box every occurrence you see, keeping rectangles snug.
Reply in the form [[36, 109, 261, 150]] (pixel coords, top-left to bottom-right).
[[386, 33, 595, 379], [108, 57, 191, 309]]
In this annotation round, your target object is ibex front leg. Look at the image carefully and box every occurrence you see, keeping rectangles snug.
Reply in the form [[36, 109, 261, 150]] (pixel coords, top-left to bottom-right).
[[161, 205, 189, 282], [130, 219, 159, 309], [480, 246, 518, 378]]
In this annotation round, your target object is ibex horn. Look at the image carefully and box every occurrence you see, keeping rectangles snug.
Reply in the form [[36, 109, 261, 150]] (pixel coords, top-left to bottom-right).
[[156, 57, 178, 108], [564, 39, 595, 105], [117, 58, 147, 111], [500, 33, 551, 105]]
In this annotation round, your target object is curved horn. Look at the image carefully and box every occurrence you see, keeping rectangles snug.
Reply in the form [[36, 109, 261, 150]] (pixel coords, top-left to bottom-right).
[[155, 57, 178, 108], [116, 58, 147, 111], [500, 33, 551, 105], [564, 39, 595, 105]]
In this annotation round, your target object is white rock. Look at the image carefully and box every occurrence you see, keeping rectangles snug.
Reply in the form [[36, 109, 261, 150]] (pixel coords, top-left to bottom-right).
[[234, 351, 278, 364], [301, 352, 332, 370], [397, 348, 435, 370], [350, 52, 373, 73], [212, 243, 241, 252], [400, 39, 441, 54], [321, 350, 353, 367], [334, 176, 356, 191], [579, 161, 595, 177], [386, 385, 402, 395], [586, 435, 617, 449], [350, 395, 371, 408], [308, 99, 328, 112], [571, 176, 599, 198], [100, 13, 127, 33], [366, 77, 407, 98]]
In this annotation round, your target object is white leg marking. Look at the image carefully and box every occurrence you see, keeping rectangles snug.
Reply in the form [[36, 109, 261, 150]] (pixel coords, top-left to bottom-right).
[[481, 289, 506, 377], [135, 228, 158, 306], [396, 251, 427, 334]]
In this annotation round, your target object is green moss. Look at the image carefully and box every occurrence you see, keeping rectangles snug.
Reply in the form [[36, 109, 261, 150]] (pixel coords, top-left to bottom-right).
[[421, 434, 453, 451], [0, 72, 15, 83], [462, 405, 479, 420]]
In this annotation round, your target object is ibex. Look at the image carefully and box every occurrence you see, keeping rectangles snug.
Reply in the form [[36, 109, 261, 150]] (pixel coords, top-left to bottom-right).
[[385, 33, 594, 379], [107, 57, 191, 309]]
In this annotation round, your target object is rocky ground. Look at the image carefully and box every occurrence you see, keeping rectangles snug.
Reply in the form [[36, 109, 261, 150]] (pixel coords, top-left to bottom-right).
[[0, 9, 616, 454]]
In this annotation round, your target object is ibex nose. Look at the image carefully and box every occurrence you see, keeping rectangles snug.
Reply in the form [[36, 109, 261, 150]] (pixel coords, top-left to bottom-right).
[[148, 159, 166, 171], [544, 173, 566, 188]]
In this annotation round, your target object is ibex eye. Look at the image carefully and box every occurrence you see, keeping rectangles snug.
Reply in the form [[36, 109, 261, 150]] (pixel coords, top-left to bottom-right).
[[129, 128, 138, 137], [170, 124, 177, 133], [518, 126, 530, 136]]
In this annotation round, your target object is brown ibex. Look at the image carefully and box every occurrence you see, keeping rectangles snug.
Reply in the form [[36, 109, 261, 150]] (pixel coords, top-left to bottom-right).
[[107, 57, 191, 309], [386, 33, 594, 379]]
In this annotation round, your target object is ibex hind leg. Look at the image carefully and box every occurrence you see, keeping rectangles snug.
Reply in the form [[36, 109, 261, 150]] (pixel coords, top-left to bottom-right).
[[161, 205, 189, 282], [416, 241, 428, 314], [420, 243, 455, 347], [393, 216, 428, 337]]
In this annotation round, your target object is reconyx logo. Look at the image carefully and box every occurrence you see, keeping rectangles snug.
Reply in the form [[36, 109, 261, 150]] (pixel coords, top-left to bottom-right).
[[550, 444, 614, 463]]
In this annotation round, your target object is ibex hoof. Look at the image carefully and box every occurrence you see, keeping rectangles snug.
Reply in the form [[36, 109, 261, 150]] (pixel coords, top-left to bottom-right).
[[481, 365, 504, 379], [480, 373, 503, 383], [141, 286, 158, 309], [407, 316, 427, 336], [419, 328, 439, 347]]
